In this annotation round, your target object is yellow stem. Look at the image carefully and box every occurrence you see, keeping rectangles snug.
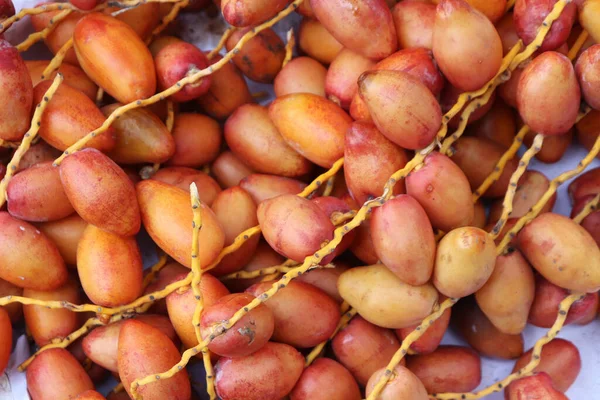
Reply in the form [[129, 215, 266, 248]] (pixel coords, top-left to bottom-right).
[[207, 27, 236, 60], [145, 0, 190, 45], [52, 0, 307, 167], [367, 298, 459, 400], [305, 303, 355, 366], [573, 193, 600, 224], [567, 30, 589, 60], [497, 107, 595, 252], [220, 263, 332, 281], [472, 125, 529, 202], [0, 73, 64, 208], [282, 28, 295, 67], [431, 293, 584, 399], [141, 252, 169, 289], [490, 134, 545, 239], [16, 9, 72, 52], [190, 183, 216, 400]]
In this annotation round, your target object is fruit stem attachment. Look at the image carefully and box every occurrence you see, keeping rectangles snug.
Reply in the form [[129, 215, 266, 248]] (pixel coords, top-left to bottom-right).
[[52, 0, 308, 167], [0, 73, 64, 208], [15, 9, 72, 52], [190, 182, 217, 400], [490, 133, 545, 239], [282, 28, 295, 68]]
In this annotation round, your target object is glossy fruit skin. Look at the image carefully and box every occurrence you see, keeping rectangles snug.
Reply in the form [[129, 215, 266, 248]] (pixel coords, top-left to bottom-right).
[[102, 104, 175, 165], [275, 56, 327, 98], [118, 320, 191, 400], [395, 306, 451, 355], [332, 316, 402, 386], [214, 342, 304, 400], [136, 179, 225, 269], [406, 346, 482, 393], [505, 372, 568, 400], [30, 7, 82, 65], [0, 40, 32, 142], [16, 142, 61, 173], [511, 338, 581, 392], [451, 136, 519, 198], [225, 104, 313, 177], [246, 281, 340, 348], [23, 276, 80, 346], [338, 264, 438, 329], [221, 0, 290, 27], [454, 299, 524, 359], [516, 51, 580, 136], [73, 13, 156, 104], [475, 250, 535, 335], [513, 0, 576, 52], [212, 151, 254, 188], [151, 167, 222, 206], [298, 18, 344, 65], [59, 148, 140, 237], [579, 0, 600, 45], [82, 314, 179, 373], [432, 0, 503, 91], [371, 195, 436, 285], [166, 113, 223, 168], [77, 225, 143, 307], [196, 53, 254, 120], [406, 152, 474, 231], [0, 212, 68, 290], [358, 70, 442, 150], [433, 227, 497, 298], [155, 42, 211, 102], [325, 49, 375, 109], [74, 390, 107, 400], [575, 110, 600, 159], [365, 365, 429, 400], [575, 44, 600, 110], [200, 293, 275, 358], [488, 170, 556, 223], [239, 173, 305, 205], [34, 80, 116, 152], [344, 121, 408, 205], [257, 194, 334, 263], [210, 187, 260, 276], [350, 48, 445, 121], [25, 61, 97, 101], [568, 167, 600, 203], [518, 213, 600, 292], [311, 197, 356, 260], [464, 0, 506, 23], [269, 93, 352, 168], [6, 161, 74, 222], [226, 27, 285, 83], [289, 358, 361, 400], [528, 275, 599, 328], [310, 0, 397, 60], [392, 0, 436, 50], [103, 2, 160, 40], [166, 272, 230, 349], [0, 308, 11, 375], [26, 348, 94, 400], [0, 0, 14, 18]]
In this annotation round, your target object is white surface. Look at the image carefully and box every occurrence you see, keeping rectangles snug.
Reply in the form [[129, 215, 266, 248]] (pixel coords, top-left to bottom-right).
[[4, 2, 600, 399]]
